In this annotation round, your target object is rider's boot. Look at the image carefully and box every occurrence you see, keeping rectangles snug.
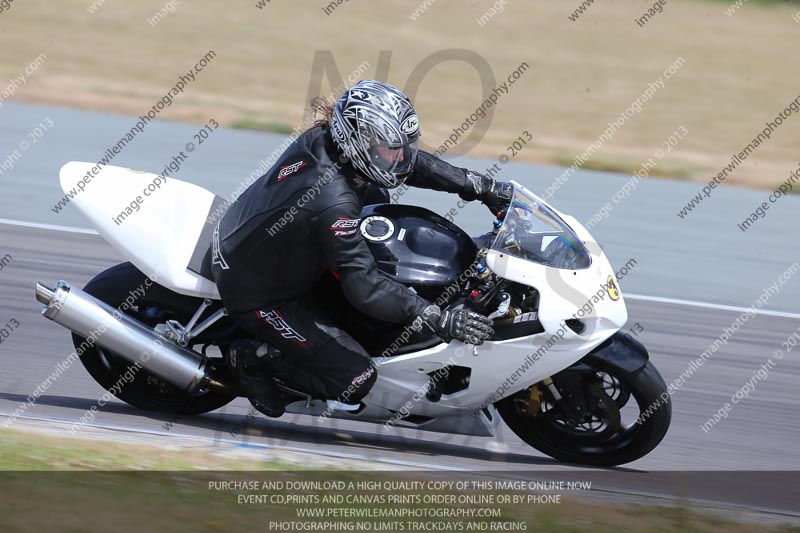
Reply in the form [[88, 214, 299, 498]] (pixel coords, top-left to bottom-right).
[[225, 339, 285, 418]]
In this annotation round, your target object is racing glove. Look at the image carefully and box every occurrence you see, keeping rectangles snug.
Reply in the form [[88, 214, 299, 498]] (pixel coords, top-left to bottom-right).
[[465, 171, 513, 217], [482, 178, 514, 217], [414, 304, 494, 345]]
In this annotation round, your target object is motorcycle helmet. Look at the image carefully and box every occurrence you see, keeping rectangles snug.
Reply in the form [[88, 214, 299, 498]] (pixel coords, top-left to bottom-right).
[[330, 80, 420, 188]]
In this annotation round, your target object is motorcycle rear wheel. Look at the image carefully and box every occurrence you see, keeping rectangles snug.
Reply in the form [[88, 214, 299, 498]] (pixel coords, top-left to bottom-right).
[[73, 262, 237, 415]]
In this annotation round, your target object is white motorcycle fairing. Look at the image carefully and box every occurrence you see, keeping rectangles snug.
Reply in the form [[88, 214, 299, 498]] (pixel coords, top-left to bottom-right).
[[286, 182, 629, 437], [59, 162, 220, 299], [60, 164, 628, 437]]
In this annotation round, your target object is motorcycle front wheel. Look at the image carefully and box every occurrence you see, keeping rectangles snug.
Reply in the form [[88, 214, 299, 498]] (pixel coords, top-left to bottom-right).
[[496, 360, 671, 466]]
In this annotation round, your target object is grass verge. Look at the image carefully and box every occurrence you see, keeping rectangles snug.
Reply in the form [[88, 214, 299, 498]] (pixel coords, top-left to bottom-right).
[[0, 427, 796, 532], [231, 119, 295, 135]]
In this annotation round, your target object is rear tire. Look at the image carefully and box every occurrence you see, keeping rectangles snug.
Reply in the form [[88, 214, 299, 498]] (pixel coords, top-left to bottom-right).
[[497, 361, 671, 466], [74, 262, 236, 415]]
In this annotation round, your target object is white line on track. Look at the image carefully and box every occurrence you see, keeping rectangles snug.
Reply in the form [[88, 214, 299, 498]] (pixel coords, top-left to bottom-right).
[[0, 411, 468, 472], [2, 218, 799, 320], [625, 294, 800, 320], [0, 217, 98, 235]]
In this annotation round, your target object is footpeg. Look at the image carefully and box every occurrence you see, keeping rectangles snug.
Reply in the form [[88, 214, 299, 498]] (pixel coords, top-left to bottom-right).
[[326, 400, 361, 412]]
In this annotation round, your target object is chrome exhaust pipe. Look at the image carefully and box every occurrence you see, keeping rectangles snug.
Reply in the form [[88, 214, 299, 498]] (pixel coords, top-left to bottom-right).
[[35, 283, 54, 305], [35, 280, 207, 391]]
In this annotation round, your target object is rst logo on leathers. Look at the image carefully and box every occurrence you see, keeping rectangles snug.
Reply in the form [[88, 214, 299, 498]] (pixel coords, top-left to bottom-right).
[[277, 161, 307, 182], [256, 310, 308, 348], [329, 217, 360, 236], [211, 224, 229, 270]]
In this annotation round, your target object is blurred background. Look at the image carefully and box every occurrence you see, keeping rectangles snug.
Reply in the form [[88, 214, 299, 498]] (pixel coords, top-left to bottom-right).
[[2, 0, 799, 188]]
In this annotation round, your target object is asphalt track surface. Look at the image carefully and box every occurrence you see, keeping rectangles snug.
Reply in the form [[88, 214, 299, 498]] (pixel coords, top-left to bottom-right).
[[1, 102, 799, 519], [1, 222, 799, 520], [3, 101, 800, 312]]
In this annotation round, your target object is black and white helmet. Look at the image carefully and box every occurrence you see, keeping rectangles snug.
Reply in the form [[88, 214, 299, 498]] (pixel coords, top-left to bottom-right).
[[330, 80, 420, 188]]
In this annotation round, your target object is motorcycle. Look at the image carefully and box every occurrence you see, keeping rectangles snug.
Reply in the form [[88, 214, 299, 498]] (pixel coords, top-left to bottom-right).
[[34, 162, 671, 466]]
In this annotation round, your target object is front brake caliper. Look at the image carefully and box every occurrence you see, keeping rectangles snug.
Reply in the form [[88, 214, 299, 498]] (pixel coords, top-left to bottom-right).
[[516, 384, 542, 417]]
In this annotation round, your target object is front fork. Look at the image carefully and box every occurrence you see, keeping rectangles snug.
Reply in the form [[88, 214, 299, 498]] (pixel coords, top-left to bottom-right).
[[533, 376, 586, 428], [520, 374, 615, 430]]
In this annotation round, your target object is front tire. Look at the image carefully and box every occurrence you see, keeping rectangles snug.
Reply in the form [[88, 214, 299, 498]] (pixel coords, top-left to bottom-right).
[[74, 262, 236, 415], [497, 361, 671, 466]]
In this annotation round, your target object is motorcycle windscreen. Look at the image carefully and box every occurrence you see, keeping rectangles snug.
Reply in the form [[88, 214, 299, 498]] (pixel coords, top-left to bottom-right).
[[491, 184, 591, 270]]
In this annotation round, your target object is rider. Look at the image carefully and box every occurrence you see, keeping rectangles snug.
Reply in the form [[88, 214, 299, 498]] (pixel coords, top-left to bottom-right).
[[211, 80, 512, 418]]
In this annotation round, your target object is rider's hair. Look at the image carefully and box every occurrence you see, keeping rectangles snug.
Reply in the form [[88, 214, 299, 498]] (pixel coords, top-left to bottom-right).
[[311, 97, 335, 127]]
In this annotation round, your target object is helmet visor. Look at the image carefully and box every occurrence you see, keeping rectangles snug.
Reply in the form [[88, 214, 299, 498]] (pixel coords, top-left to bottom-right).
[[368, 138, 419, 176]]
